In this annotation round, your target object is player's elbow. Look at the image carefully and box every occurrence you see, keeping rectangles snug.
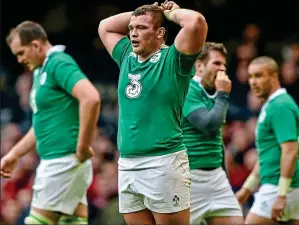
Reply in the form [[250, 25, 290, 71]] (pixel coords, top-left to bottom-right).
[[98, 19, 108, 38], [80, 88, 101, 108], [186, 14, 207, 34], [87, 91, 101, 107]]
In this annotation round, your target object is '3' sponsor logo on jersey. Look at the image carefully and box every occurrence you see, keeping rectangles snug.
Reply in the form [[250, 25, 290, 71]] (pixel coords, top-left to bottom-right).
[[126, 74, 142, 99]]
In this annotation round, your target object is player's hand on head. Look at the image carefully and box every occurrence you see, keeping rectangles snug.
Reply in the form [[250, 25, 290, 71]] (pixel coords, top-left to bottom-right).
[[215, 71, 232, 94], [76, 146, 94, 163], [161, 0, 180, 12], [0, 154, 18, 178]]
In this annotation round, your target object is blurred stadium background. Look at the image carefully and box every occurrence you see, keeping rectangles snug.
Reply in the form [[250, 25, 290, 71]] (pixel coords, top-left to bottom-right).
[[1, 0, 298, 224]]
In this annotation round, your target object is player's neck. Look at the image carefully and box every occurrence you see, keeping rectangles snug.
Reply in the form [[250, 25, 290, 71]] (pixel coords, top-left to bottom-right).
[[198, 76, 216, 94], [41, 42, 53, 63], [138, 43, 163, 61], [265, 83, 281, 102]]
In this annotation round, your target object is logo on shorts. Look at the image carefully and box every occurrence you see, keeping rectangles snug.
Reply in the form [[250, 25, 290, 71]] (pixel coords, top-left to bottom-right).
[[261, 201, 268, 211], [172, 195, 180, 207]]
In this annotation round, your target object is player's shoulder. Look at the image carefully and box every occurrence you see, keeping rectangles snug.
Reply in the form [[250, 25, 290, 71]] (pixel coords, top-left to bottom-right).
[[269, 93, 299, 113], [186, 78, 203, 97], [50, 51, 74, 62]]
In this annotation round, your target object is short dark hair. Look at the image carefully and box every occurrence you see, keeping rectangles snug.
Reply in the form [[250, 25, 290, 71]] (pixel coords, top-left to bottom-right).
[[6, 21, 48, 46], [132, 5, 165, 29], [249, 56, 279, 74], [198, 42, 227, 62]]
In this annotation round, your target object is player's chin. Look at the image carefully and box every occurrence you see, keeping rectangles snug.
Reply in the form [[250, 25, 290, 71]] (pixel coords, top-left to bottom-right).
[[252, 89, 262, 97], [132, 46, 142, 54], [26, 64, 37, 71]]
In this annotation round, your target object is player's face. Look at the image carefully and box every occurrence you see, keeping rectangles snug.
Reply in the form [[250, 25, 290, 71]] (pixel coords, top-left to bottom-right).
[[9, 35, 43, 71], [129, 14, 163, 57], [248, 63, 273, 99], [201, 50, 226, 89]]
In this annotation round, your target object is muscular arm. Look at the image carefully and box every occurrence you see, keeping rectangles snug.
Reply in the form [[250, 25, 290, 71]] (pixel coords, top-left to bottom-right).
[[280, 141, 298, 179], [8, 127, 36, 158], [187, 92, 229, 135], [170, 9, 208, 55], [251, 161, 260, 178], [72, 80, 101, 149], [98, 12, 132, 56]]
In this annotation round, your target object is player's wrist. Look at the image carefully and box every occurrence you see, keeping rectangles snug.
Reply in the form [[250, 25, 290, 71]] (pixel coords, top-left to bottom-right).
[[242, 174, 259, 193], [277, 176, 292, 197], [76, 144, 90, 152], [8, 148, 21, 160], [217, 90, 230, 98], [164, 8, 179, 21]]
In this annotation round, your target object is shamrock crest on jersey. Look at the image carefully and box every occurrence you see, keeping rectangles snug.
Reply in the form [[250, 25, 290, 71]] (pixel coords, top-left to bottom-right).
[[126, 74, 142, 98]]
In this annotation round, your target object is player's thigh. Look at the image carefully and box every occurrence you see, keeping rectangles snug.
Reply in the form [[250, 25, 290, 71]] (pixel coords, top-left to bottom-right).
[[32, 155, 93, 215], [206, 216, 244, 225], [118, 168, 147, 214], [190, 170, 213, 225], [245, 212, 275, 225], [73, 203, 88, 218], [141, 150, 191, 214], [123, 208, 156, 225], [206, 168, 243, 220], [27, 206, 61, 224], [152, 208, 190, 225]]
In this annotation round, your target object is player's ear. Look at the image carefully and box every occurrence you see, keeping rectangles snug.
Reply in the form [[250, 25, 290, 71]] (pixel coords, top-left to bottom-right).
[[157, 27, 166, 40], [195, 60, 203, 73], [31, 40, 42, 52]]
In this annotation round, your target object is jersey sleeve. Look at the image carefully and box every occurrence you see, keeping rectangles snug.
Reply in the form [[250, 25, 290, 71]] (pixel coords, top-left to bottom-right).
[[168, 45, 200, 77], [112, 37, 132, 67], [183, 84, 206, 117], [53, 56, 87, 95], [271, 106, 298, 144]]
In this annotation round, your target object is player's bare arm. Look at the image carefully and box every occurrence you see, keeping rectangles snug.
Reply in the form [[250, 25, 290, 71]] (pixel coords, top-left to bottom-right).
[[163, 1, 207, 55], [272, 141, 298, 220], [98, 12, 133, 56], [236, 162, 260, 205], [0, 128, 36, 178], [280, 141, 298, 181], [72, 79, 101, 162]]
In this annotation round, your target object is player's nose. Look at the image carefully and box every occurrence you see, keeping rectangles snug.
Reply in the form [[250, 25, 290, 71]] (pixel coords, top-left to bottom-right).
[[219, 64, 226, 71], [17, 56, 23, 64]]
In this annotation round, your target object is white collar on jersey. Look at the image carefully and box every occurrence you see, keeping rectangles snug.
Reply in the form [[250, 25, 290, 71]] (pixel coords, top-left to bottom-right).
[[193, 75, 217, 98], [261, 88, 287, 111], [265, 88, 287, 104], [137, 49, 161, 63], [46, 45, 66, 57], [36, 45, 66, 76], [193, 75, 202, 83]]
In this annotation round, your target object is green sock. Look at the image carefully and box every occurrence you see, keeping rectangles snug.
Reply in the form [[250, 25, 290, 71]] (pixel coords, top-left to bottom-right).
[[25, 210, 54, 224], [58, 215, 88, 224]]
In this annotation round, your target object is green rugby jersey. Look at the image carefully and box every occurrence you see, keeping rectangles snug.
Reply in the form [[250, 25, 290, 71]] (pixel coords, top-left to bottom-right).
[[30, 46, 87, 159], [256, 88, 299, 187], [112, 37, 199, 157], [181, 77, 224, 169]]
